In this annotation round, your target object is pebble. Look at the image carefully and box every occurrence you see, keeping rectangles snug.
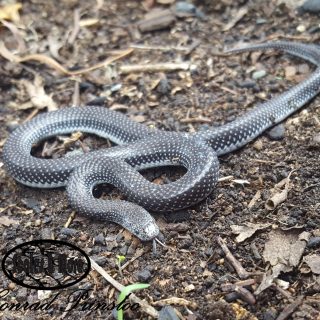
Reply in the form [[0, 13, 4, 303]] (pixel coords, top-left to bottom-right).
[[263, 308, 277, 320], [285, 66, 297, 79], [312, 133, 320, 145], [60, 227, 78, 236], [237, 79, 256, 89], [307, 237, 320, 248], [21, 197, 41, 214], [173, 1, 206, 20], [136, 268, 152, 282], [253, 139, 263, 151], [252, 70, 267, 80], [159, 306, 180, 320], [157, 78, 170, 95], [41, 228, 53, 239], [296, 24, 306, 33], [34, 219, 41, 227], [300, 0, 320, 13], [267, 124, 285, 140], [298, 63, 310, 74], [94, 233, 105, 245]]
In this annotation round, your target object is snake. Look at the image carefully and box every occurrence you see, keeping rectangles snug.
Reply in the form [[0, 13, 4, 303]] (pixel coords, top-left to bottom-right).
[[2, 41, 320, 241]]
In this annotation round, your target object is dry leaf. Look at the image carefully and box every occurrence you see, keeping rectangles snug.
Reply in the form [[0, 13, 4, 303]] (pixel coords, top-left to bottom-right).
[[21, 75, 57, 111], [0, 3, 22, 22], [304, 254, 320, 274], [255, 229, 310, 294], [231, 222, 270, 243], [0, 216, 19, 226]]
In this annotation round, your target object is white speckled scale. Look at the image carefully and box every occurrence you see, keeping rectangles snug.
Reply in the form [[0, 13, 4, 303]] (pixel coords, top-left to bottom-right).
[[3, 41, 320, 240]]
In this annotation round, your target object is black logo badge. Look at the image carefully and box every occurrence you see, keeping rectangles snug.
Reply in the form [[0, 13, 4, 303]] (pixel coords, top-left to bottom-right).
[[2, 240, 91, 290]]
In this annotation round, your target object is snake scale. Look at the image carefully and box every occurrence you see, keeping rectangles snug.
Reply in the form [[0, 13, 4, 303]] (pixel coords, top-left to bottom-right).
[[3, 41, 320, 241]]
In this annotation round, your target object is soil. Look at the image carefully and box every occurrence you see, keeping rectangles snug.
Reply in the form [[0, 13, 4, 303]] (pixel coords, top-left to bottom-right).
[[0, 1, 319, 319]]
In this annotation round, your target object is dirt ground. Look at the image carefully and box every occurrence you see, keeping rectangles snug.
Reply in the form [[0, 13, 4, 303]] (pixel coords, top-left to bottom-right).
[[0, 0, 319, 319]]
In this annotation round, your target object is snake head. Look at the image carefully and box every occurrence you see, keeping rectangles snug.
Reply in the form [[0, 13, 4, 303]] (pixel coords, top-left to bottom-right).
[[119, 202, 159, 241]]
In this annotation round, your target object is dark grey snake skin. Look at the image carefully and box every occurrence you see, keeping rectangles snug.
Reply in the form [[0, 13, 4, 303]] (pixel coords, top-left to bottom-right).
[[3, 41, 320, 241]]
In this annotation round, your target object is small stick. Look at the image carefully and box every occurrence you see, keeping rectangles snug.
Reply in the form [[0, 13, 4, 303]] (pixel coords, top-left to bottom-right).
[[221, 279, 256, 292], [217, 236, 250, 279], [275, 295, 304, 320], [120, 248, 144, 271], [180, 116, 212, 124], [64, 211, 76, 228], [211, 80, 238, 95], [119, 62, 190, 74], [90, 258, 159, 318]]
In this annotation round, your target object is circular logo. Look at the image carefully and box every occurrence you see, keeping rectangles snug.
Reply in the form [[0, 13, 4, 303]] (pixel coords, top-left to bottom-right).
[[2, 240, 91, 290]]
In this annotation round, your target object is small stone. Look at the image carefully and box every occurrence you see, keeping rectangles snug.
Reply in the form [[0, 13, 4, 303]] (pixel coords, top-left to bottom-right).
[[312, 133, 320, 144], [297, 24, 306, 33], [253, 140, 263, 151], [159, 306, 180, 320], [41, 228, 53, 239], [136, 269, 152, 282], [184, 283, 195, 292], [21, 197, 41, 214], [60, 227, 77, 236], [298, 64, 310, 74], [157, 78, 170, 95], [256, 18, 267, 24], [94, 233, 105, 245], [263, 308, 277, 320], [252, 70, 267, 80], [8, 282, 16, 290], [300, 0, 320, 13], [267, 124, 285, 140], [308, 237, 320, 248], [237, 79, 256, 88], [34, 219, 41, 227], [285, 66, 297, 79]]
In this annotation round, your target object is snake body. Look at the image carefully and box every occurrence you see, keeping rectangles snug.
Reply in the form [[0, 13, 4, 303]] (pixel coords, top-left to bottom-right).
[[3, 41, 320, 240]]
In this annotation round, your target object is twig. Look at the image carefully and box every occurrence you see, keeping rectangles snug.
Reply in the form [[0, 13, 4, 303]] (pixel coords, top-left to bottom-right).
[[130, 40, 200, 55], [120, 248, 144, 271], [119, 62, 191, 74], [275, 295, 304, 320], [64, 211, 76, 228], [211, 80, 238, 95], [180, 116, 212, 124], [68, 9, 80, 44], [221, 279, 256, 292], [217, 236, 250, 279], [0, 41, 133, 76], [90, 258, 159, 318]]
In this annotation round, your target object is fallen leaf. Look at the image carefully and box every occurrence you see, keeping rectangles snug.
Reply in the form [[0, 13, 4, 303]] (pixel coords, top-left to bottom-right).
[[255, 229, 310, 294], [231, 222, 270, 243], [21, 75, 57, 111], [263, 229, 309, 267], [0, 216, 19, 226], [304, 254, 320, 274], [0, 3, 22, 22]]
